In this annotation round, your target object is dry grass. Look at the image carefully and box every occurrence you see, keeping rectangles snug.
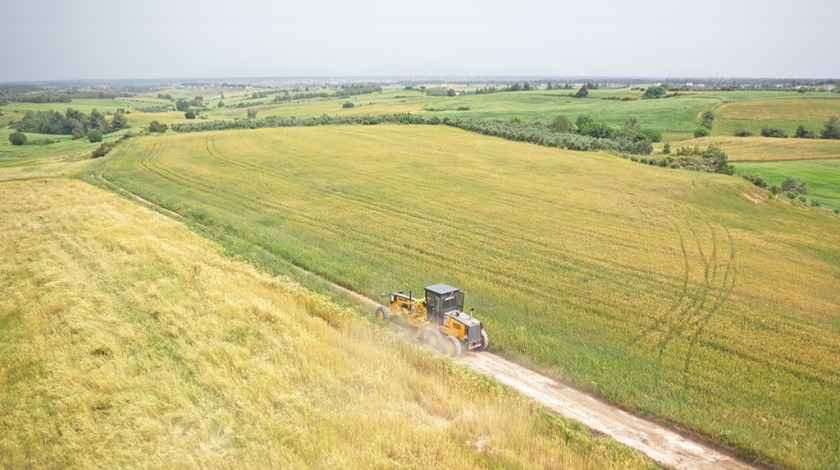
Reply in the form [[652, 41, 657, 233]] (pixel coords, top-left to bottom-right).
[[0, 178, 653, 469]]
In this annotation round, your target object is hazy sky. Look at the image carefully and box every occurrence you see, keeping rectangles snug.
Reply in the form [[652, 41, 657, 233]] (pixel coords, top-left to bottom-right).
[[3, 0, 839, 81]]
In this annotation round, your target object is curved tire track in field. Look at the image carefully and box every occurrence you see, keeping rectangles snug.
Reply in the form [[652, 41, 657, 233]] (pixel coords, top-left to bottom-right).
[[627, 202, 738, 389]]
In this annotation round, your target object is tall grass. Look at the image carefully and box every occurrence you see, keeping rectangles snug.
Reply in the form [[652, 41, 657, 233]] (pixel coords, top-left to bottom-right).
[[0, 178, 653, 469]]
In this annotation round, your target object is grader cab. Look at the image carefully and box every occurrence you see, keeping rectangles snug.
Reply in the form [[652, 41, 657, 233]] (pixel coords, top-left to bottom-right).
[[376, 283, 489, 357]]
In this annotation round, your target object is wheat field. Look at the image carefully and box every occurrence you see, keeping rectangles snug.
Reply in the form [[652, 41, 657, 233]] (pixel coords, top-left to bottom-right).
[[92, 125, 840, 469]]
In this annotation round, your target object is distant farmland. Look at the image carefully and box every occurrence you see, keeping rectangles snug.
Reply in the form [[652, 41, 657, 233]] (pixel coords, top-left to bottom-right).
[[94, 124, 840, 469]]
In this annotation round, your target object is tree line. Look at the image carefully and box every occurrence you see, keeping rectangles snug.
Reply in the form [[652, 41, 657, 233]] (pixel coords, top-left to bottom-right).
[[270, 85, 383, 103], [0, 86, 133, 105], [10, 108, 128, 139], [168, 113, 655, 155]]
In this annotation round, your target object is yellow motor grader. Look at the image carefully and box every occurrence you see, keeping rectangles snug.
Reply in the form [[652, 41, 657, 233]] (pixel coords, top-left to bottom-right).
[[376, 283, 489, 357]]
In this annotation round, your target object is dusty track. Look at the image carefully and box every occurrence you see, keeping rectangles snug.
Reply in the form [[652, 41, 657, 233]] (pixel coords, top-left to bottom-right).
[[93, 173, 760, 470], [460, 352, 756, 470]]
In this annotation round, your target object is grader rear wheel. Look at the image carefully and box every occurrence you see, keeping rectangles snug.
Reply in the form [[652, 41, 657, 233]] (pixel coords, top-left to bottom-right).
[[479, 330, 490, 351]]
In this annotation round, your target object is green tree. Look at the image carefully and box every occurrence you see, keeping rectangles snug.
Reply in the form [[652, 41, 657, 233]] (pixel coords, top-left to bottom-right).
[[9, 130, 27, 145], [549, 115, 572, 133], [821, 116, 840, 139], [643, 86, 666, 99], [185, 111, 196, 119], [694, 127, 710, 138], [341, 101, 355, 109], [700, 111, 714, 129], [794, 124, 815, 139], [575, 115, 594, 134], [148, 121, 168, 133], [446, 88, 457, 97], [575, 84, 589, 98], [88, 108, 107, 130], [175, 99, 191, 112], [781, 176, 809, 196], [87, 129, 103, 143], [217, 101, 225, 108], [663, 142, 671, 154], [110, 109, 128, 131]]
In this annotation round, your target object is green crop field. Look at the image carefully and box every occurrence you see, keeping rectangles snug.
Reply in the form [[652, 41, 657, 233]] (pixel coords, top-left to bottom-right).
[[90, 124, 840, 469], [735, 159, 840, 209]]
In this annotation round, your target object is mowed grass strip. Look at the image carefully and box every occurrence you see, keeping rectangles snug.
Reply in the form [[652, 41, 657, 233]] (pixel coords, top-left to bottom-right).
[[0, 178, 654, 469], [97, 125, 840, 469]]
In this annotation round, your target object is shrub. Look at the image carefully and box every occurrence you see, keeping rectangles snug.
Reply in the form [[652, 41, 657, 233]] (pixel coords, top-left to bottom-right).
[[9, 130, 27, 146], [794, 124, 816, 139], [148, 121, 168, 133], [810, 199, 821, 207], [693, 127, 710, 138], [798, 195, 807, 203], [700, 111, 714, 129], [761, 127, 788, 138], [549, 115, 572, 133], [635, 128, 662, 143], [342, 101, 355, 109], [87, 130, 103, 143], [822, 116, 840, 139], [456, 106, 470, 111], [741, 174, 769, 189], [91, 141, 116, 158], [247, 108, 258, 119], [769, 184, 780, 196], [663, 142, 671, 154], [781, 176, 808, 196], [643, 86, 667, 99], [185, 111, 196, 119], [733, 128, 753, 137], [834, 208, 839, 214]]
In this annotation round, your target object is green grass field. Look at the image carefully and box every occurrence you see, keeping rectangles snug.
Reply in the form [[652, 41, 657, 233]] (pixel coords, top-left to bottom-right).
[[735, 159, 840, 209], [0, 177, 654, 469], [91, 125, 840, 469]]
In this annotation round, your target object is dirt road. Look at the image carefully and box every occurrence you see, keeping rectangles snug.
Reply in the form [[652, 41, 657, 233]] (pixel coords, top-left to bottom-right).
[[460, 352, 758, 470]]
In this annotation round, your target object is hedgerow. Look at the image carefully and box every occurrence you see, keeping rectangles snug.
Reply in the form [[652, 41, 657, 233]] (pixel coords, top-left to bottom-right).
[[170, 114, 655, 155]]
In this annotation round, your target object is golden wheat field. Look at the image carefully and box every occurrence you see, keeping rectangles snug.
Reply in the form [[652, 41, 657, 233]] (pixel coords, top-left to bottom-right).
[[92, 125, 840, 469]]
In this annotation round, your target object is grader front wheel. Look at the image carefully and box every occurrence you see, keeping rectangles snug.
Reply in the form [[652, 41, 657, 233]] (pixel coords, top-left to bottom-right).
[[423, 328, 445, 350], [375, 306, 390, 321], [443, 336, 462, 358]]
